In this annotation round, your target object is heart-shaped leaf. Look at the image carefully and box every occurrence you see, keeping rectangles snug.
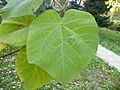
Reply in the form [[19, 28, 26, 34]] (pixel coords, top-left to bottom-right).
[[27, 9, 99, 83], [2, 0, 43, 19], [16, 48, 52, 90]]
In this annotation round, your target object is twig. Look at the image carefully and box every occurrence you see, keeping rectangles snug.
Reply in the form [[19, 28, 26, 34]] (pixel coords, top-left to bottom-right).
[[54, 0, 63, 11], [63, 0, 68, 11], [60, 0, 68, 17], [79, 0, 82, 5], [0, 49, 20, 59]]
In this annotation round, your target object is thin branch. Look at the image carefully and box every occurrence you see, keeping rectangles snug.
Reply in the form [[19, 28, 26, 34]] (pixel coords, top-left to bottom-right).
[[54, 0, 63, 11], [59, 0, 68, 17], [79, 0, 82, 5], [0, 49, 20, 59], [63, 0, 68, 11]]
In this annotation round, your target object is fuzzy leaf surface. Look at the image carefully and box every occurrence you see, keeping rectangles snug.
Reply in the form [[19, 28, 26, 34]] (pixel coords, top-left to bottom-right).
[[0, 28, 28, 46], [27, 9, 99, 83], [0, 16, 35, 46], [16, 48, 52, 90], [2, 0, 43, 19]]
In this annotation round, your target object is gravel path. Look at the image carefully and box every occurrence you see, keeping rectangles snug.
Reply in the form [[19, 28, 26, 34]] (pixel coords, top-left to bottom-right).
[[96, 45, 120, 72]]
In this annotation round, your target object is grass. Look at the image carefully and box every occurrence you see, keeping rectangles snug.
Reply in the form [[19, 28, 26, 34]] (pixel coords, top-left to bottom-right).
[[0, 28, 120, 90], [99, 28, 120, 55]]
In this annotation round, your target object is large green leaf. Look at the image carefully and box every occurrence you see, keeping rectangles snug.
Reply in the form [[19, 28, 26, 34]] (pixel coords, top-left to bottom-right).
[[0, 21, 26, 46], [10, 15, 35, 26], [27, 9, 99, 83], [0, 28, 28, 46], [0, 20, 25, 37], [16, 48, 52, 90], [0, 15, 35, 46], [2, 0, 43, 19]]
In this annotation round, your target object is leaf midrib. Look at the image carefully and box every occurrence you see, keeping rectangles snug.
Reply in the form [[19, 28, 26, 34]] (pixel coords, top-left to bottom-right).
[[39, 20, 93, 67]]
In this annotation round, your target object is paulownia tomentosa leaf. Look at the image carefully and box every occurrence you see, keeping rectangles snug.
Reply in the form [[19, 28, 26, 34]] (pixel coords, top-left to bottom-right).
[[16, 48, 52, 90], [0, 27, 28, 46], [0, 20, 28, 46], [9, 15, 35, 26], [1, 0, 43, 19], [0, 16, 35, 46], [27, 9, 99, 84]]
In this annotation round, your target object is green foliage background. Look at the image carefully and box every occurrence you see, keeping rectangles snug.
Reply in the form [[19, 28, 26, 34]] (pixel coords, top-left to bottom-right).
[[83, 0, 113, 27]]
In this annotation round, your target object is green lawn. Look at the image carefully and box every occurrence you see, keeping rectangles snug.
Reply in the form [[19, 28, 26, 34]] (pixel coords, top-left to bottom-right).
[[0, 28, 120, 90], [99, 28, 120, 55]]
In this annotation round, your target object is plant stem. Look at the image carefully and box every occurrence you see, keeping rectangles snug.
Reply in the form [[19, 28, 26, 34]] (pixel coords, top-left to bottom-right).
[[60, 0, 68, 16], [63, 0, 68, 11], [53, 0, 63, 11], [0, 49, 20, 59], [79, 0, 82, 5]]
